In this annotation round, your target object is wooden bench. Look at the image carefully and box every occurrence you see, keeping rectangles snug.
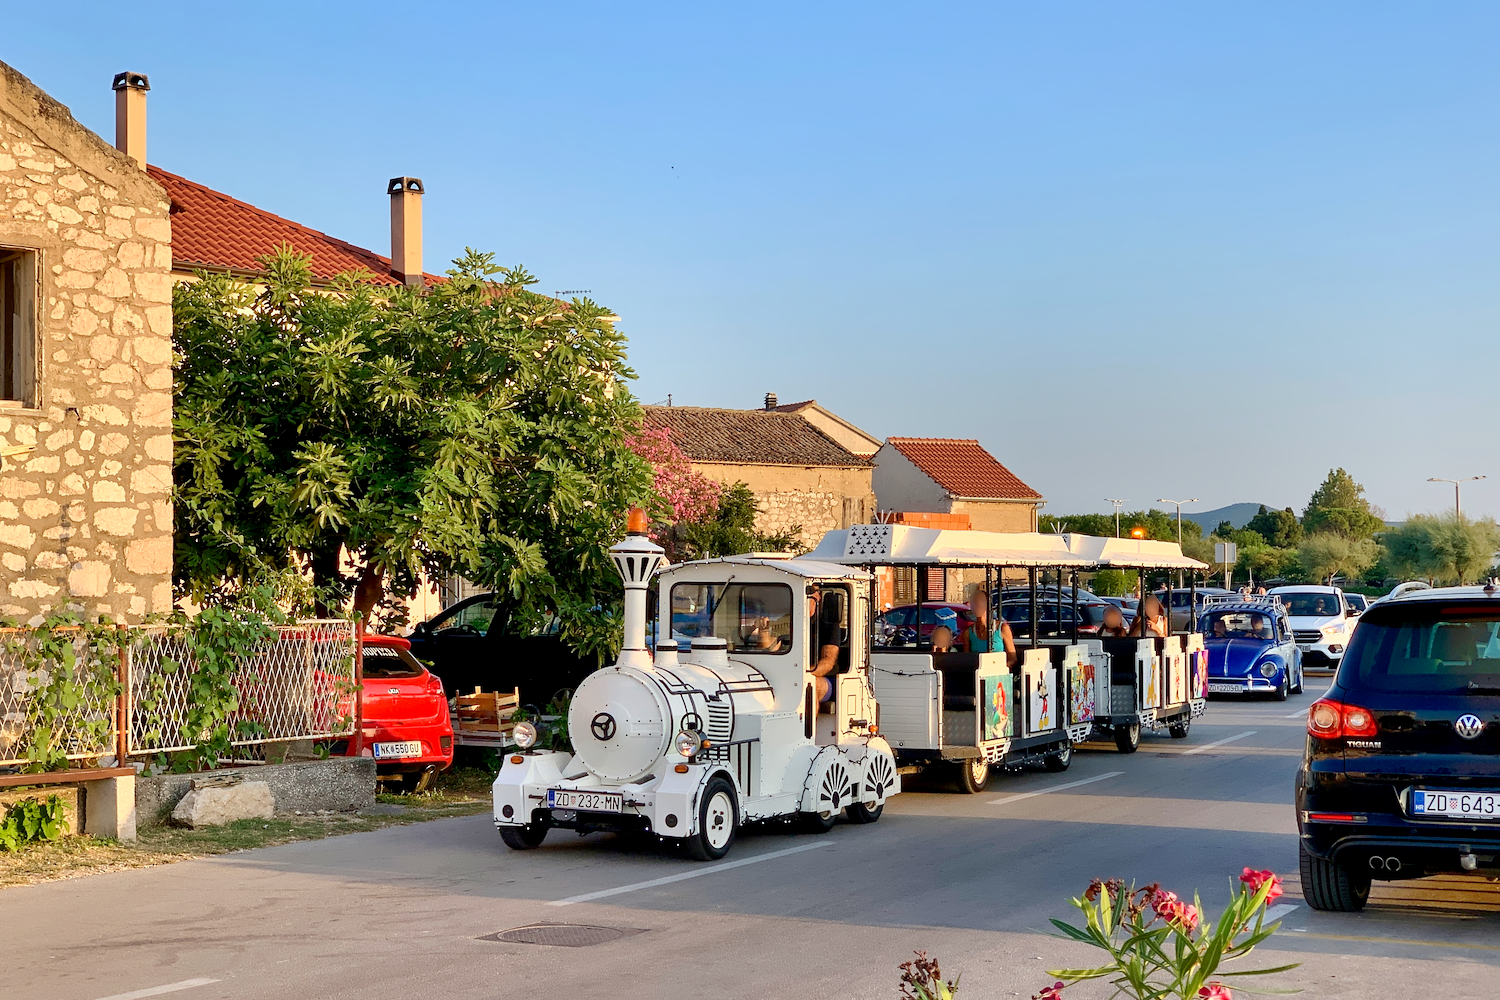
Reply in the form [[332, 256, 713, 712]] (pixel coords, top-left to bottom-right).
[[454, 687, 520, 748]]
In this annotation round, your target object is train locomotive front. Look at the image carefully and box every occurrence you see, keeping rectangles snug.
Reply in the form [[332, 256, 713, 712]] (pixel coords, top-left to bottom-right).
[[492, 514, 899, 860]]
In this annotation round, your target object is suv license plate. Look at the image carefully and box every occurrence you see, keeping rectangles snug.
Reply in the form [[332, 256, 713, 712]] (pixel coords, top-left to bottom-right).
[[373, 740, 422, 759], [548, 789, 623, 813], [1412, 789, 1500, 820]]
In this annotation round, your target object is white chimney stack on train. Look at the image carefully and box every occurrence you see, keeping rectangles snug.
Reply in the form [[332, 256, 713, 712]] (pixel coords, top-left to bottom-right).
[[609, 508, 667, 669], [387, 176, 424, 287], [112, 71, 149, 168]]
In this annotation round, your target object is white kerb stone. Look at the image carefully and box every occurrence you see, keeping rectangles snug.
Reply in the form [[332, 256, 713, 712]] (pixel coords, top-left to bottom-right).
[[171, 780, 276, 829]]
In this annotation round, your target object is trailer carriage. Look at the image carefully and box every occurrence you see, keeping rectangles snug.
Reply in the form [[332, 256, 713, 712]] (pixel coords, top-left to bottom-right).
[[801, 524, 1211, 790]]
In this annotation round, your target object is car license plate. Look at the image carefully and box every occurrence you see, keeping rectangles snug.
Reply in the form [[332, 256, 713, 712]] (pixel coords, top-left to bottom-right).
[[372, 740, 422, 760], [548, 789, 623, 813], [1412, 789, 1500, 820], [1207, 683, 1242, 694]]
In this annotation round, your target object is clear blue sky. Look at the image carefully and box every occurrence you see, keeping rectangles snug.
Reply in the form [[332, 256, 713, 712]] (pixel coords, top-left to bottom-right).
[[10, 3, 1497, 521]]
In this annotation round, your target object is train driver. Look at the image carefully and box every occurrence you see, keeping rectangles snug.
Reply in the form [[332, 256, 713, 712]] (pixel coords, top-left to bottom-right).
[[809, 585, 844, 706]]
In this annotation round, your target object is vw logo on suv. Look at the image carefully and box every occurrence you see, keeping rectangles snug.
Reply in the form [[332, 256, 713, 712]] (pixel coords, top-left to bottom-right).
[[1455, 714, 1485, 740], [590, 712, 618, 741]]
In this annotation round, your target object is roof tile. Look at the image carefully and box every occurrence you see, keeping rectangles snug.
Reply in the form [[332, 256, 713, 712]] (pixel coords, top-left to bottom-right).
[[643, 406, 869, 467], [147, 165, 441, 287], [886, 437, 1042, 501]]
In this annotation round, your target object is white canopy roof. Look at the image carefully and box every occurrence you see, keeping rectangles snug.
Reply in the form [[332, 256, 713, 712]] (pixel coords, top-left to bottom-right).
[[799, 524, 1208, 571], [802, 525, 1095, 568], [1062, 534, 1210, 571]]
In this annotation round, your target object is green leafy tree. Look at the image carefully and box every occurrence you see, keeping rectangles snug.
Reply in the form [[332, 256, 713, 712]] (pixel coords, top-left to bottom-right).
[[173, 247, 653, 655], [1382, 514, 1500, 585], [665, 483, 799, 560], [1245, 505, 1303, 548], [1303, 469, 1385, 540], [1089, 568, 1137, 597], [1298, 532, 1381, 585]]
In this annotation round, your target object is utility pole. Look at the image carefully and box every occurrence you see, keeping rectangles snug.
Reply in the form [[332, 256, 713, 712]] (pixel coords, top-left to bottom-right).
[[1105, 499, 1127, 537], [1427, 476, 1485, 518]]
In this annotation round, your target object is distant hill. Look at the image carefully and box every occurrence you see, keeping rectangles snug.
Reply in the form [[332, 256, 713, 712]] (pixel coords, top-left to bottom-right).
[[1181, 503, 1276, 533]]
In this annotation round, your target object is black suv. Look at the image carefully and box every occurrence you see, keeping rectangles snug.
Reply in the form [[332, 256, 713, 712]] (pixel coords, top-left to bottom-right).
[[1295, 586, 1500, 910]]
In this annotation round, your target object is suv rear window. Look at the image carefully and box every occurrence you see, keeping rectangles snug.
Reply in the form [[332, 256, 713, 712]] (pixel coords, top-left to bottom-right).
[[1340, 603, 1500, 694]]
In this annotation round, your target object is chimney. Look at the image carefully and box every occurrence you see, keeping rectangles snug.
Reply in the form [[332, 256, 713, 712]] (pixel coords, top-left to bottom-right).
[[764, 392, 778, 411], [112, 72, 150, 168], [387, 176, 424, 287]]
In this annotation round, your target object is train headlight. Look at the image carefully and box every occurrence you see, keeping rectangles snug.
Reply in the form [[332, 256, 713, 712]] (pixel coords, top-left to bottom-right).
[[675, 730, 703, 758], [513, 721, 538, 749]]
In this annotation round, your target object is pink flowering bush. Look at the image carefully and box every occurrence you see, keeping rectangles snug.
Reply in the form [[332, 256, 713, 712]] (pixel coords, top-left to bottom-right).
[[625, 426, 722, 526], [1037, 868, 1298, 999]]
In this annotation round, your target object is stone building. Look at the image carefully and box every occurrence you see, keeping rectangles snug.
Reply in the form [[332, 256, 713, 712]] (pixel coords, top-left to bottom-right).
[[0, 63, 174, 622], [642, 402, 875, 548], [873, 437, 1043, 532]]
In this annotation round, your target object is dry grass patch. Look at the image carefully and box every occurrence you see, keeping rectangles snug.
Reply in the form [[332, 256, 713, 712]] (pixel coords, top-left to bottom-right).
[[0, 767, 493, 889]]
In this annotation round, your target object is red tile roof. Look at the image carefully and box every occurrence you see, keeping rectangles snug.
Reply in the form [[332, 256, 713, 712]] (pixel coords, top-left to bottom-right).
[[886, 437, 1042, 501], [642, 406, 870, 467], [147, 165, 441, 287]]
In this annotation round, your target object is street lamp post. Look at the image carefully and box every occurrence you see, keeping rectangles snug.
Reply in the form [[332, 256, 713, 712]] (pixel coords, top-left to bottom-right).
[[1105, 498, 1127, 537], [1156, 497, 1199, 546], [1427, 476, 1486, 518]]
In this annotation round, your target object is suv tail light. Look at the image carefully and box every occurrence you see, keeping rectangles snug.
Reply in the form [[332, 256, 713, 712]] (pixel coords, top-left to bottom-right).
[[1308, 698, 1377, 739]]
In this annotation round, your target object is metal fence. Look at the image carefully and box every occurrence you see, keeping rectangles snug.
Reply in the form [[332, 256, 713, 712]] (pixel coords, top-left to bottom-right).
[[0, 627, 121, 768], [0, 620, 359, 769]]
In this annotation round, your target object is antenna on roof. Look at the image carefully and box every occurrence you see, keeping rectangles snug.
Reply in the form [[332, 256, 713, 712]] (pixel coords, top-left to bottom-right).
[[556, 289, 591, 298]]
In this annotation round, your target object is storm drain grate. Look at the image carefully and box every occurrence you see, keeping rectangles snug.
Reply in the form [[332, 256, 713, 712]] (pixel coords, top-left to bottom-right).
[[482, 923, 645, 948]]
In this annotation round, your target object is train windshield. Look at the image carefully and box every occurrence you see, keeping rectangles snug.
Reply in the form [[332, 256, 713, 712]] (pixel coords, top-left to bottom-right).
[[669, 582, 795, 654]]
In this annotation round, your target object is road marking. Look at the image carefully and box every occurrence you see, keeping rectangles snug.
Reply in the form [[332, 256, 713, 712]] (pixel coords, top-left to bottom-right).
[[92, 980, 221, 1000], [1182, 731, 1256, 755], [1262, 903, 1299, 922], [1284, 709, 1309, 718], [986, 771, 1124, 806], [548, 842, 831, 906], [1276, 929, 1500, 952]]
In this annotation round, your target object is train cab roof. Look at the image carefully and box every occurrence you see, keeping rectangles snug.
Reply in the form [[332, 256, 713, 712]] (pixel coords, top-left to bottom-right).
[[802, 524, 1207, 570], [661, 554, 872, 583]]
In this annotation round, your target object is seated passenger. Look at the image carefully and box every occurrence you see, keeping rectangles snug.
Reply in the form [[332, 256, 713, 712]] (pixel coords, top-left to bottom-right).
[[1211, 618, 1229, 638], [1129, 596, 1169, 638], [746, 615, 781, 650], [930, 624, 955, 653], [809, 586, 844, 705], [959, 588, 1018, 668], [1249, 614, 1271, 640], [1100, 606, 1130, 637]]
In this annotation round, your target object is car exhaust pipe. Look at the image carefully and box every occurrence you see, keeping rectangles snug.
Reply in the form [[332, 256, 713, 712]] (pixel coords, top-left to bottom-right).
[[1461, 853, 1478, 871], [1368, 856, 1402, 872]]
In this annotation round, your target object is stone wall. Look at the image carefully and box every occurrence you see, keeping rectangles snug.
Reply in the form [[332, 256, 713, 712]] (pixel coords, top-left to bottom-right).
[[0, 62, 173, 623], [691, 461, 875, 551]]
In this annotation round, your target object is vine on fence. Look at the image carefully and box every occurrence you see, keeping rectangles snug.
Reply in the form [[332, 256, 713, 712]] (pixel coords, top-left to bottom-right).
[[0, 612, 123, 773]]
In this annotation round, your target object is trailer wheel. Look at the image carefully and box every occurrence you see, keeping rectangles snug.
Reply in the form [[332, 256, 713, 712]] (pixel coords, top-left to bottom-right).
[[956, 758, 990, 794], [685, 776, 738, 861], [846, 800, 884, 824], [500, 824, 548, 850], [1113, 722, 1141, 754], [1043, 742, 1072, 772], [1168, 718, 1191, 739]]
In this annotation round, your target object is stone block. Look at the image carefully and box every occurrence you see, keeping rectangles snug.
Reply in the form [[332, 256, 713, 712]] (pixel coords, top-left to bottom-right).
[[170, 779, 275, 829], [82, 774, 137, 842], [125, 534, 171, 574]]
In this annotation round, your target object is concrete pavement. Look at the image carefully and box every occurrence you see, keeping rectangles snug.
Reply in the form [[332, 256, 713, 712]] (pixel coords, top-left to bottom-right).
[[4, 690, 1498, 1000]]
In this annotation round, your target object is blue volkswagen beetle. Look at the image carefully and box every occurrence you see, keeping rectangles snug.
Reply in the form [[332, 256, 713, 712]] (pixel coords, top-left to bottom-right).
[[1198, 597, 1303, 701]]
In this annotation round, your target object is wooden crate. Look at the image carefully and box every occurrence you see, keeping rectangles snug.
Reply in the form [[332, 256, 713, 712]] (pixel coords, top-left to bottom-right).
[[454, 687, 520, 747]]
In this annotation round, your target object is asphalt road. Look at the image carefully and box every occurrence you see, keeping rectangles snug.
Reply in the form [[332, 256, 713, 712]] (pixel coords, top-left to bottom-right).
[[5, 688, 1499, 1000]]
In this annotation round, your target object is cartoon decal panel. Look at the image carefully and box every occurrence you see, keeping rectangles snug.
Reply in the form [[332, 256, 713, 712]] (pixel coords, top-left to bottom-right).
[[982, 672, 1011, 741], [1023, 652, 1056, 736], [1068, 646, 1095, 725]]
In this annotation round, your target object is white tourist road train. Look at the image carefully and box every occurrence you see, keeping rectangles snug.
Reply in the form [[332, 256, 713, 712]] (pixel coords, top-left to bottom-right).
[[493, 516, 1210, 859]]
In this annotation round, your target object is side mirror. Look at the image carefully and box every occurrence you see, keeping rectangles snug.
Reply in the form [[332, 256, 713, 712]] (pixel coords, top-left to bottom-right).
[[411, 621, 432, 637], [1346, 608, 1359, 618]]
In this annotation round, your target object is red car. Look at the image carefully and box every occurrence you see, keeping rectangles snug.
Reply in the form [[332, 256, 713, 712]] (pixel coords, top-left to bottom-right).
[[344, 634, 454, 792]]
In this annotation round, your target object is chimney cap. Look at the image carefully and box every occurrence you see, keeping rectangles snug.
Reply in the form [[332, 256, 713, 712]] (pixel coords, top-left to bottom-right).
[[112, 72, 150, 92], [764, 392, 778, 410], [387, 176, 424, 195]]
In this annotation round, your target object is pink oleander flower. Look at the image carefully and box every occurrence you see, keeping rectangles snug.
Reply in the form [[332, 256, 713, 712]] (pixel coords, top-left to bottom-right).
[[1239, 867, 1284, 904], [1033, 982, 1066, 1000], [1198, 983, 1233, 999], [1150, 890, 1200, 931]]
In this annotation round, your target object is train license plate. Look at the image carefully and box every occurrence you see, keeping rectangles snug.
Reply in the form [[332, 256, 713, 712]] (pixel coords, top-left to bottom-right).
[[372, 740, 422, 759], [1412, 789, 1500, 819], [548, 789, 623, 813], [1207, 683, 1243, 694]]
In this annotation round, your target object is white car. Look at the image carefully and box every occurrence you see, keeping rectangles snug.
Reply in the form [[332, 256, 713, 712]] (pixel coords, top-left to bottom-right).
[[1267, 585, 1354, 669]]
